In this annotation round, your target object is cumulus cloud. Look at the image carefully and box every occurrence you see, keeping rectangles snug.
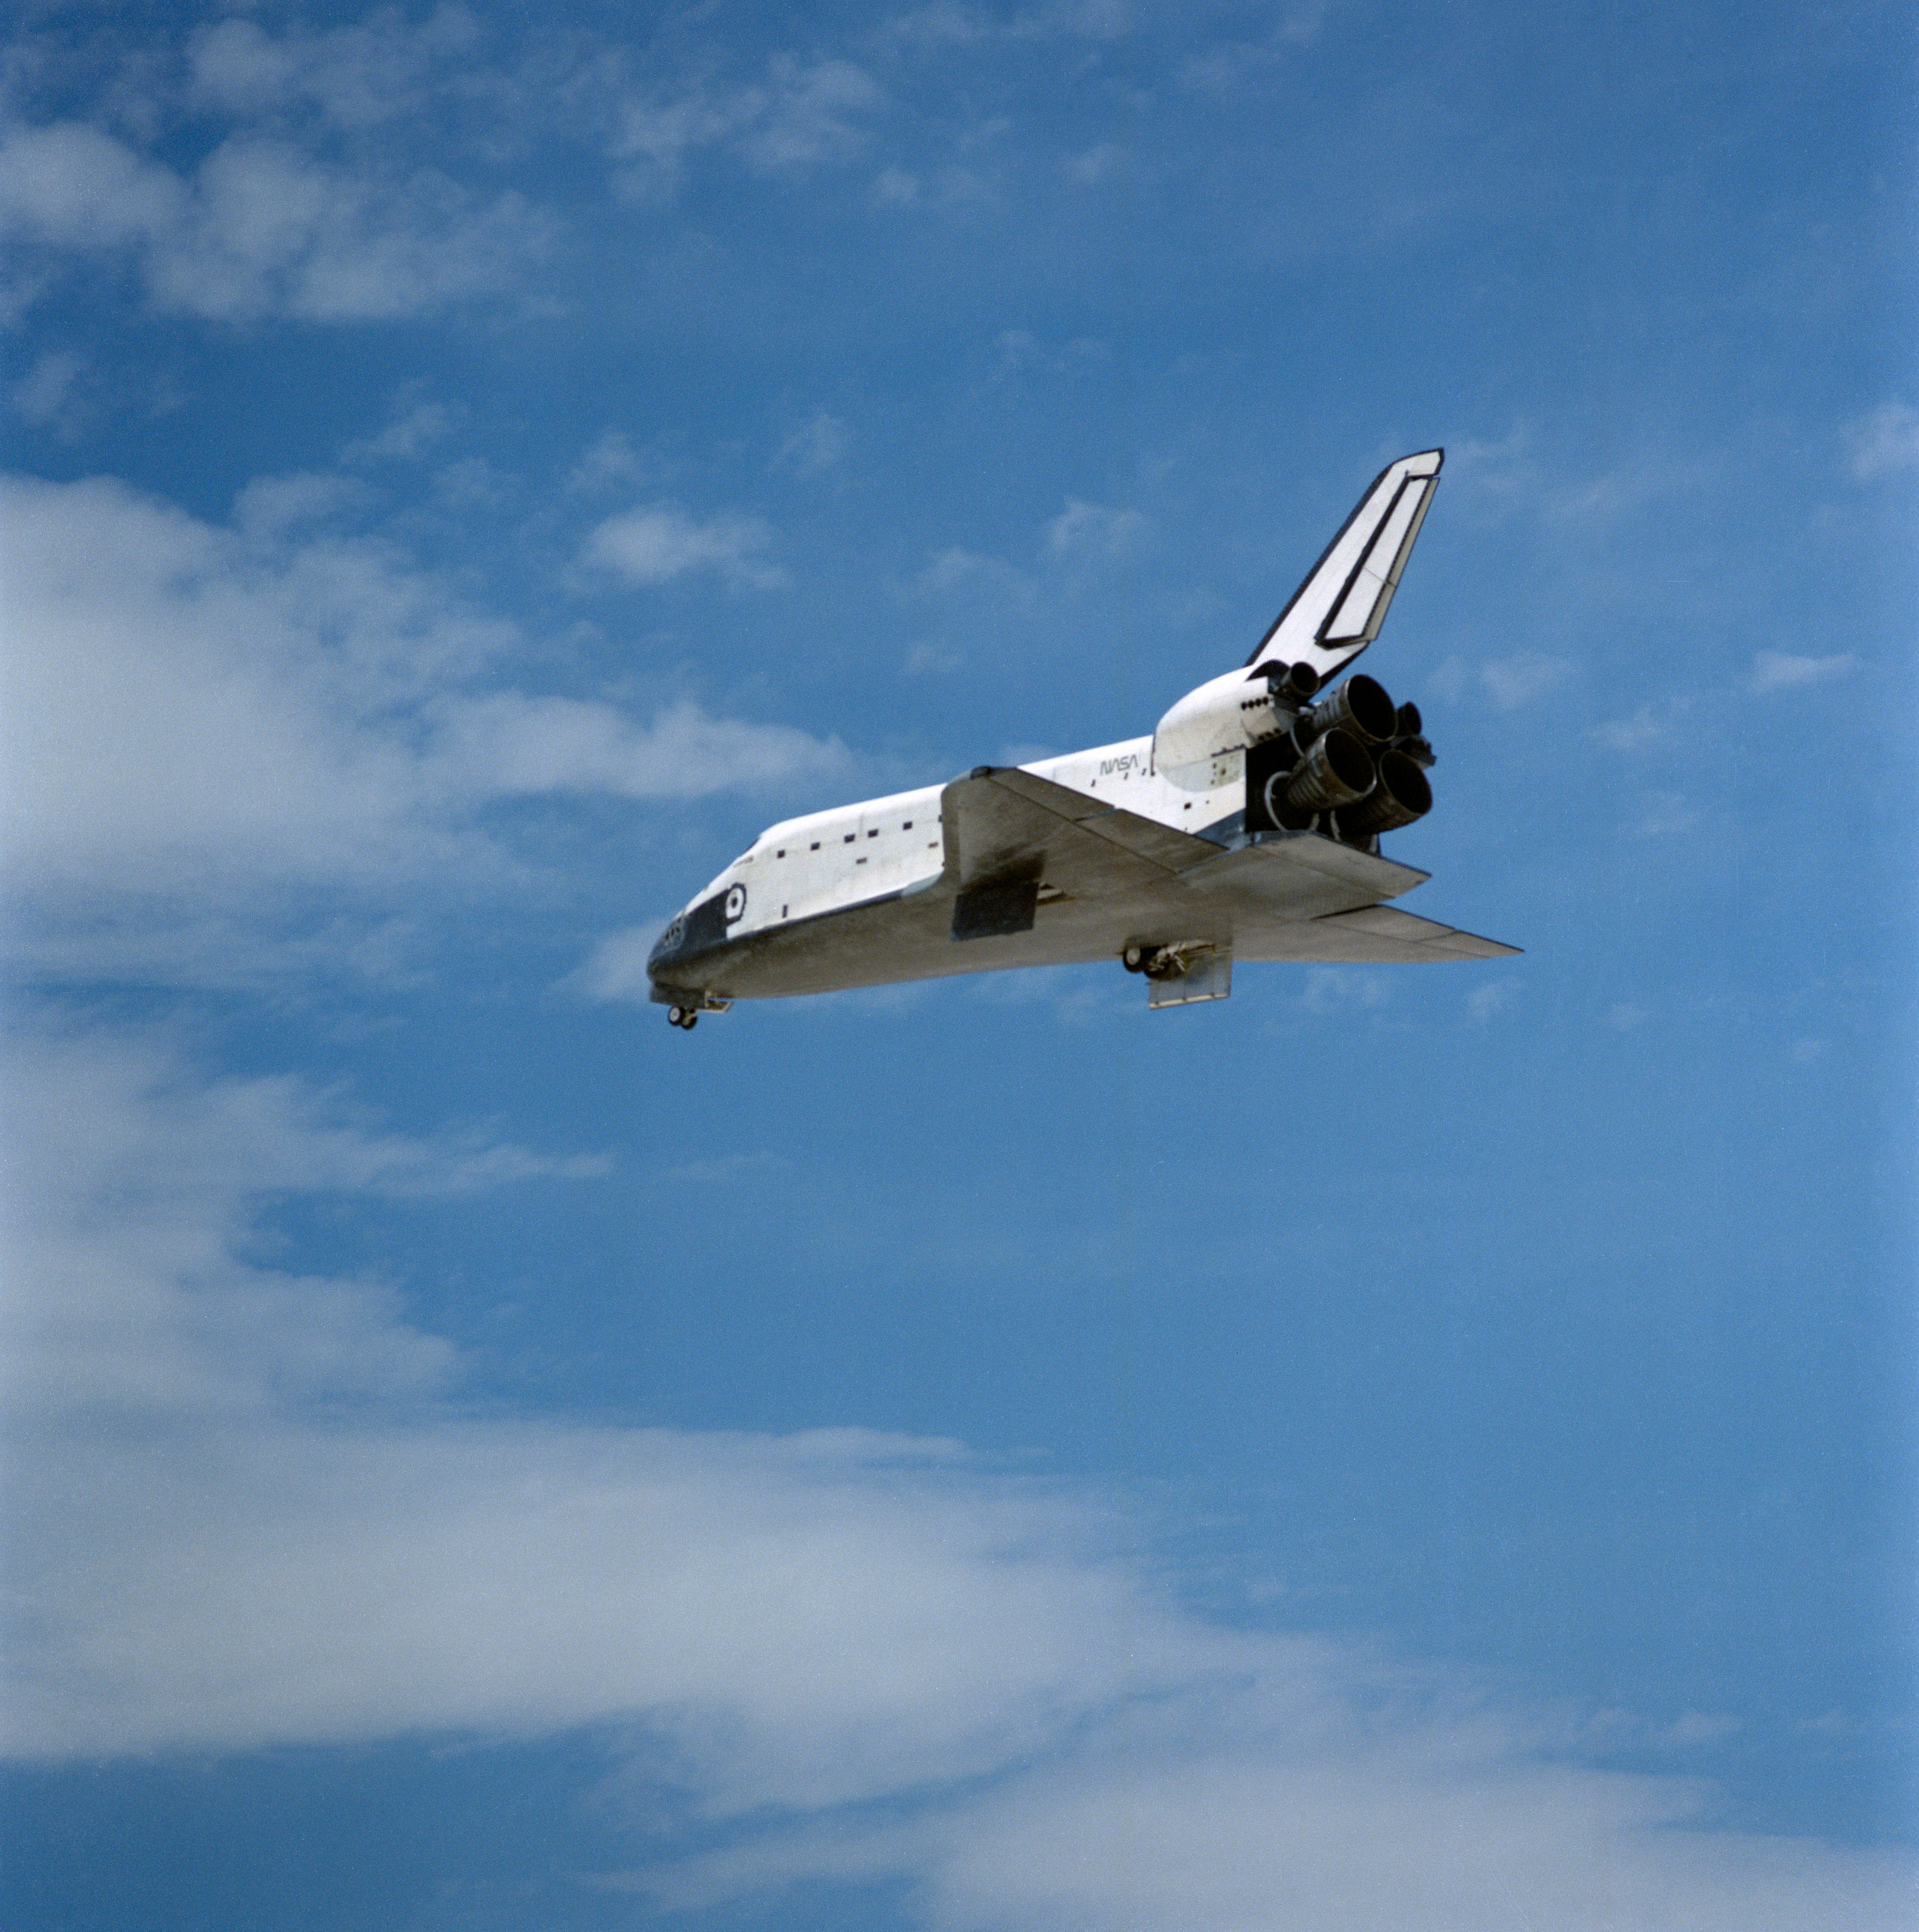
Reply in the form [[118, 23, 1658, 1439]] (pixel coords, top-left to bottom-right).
[[0, 472, 843, 924], [3, 1023, 1911, 1929], [581, 503, 785, 587], [1750, 649, 1856, 693], [0, 120, 549, 321]]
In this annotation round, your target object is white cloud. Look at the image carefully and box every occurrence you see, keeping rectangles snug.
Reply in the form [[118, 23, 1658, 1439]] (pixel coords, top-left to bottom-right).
[[1843, 401, 1919, 481], [608, 55, 883, 190], [1423, 654, 1471, 704], [743, 57, 885, 171], [771, 409, 852, 476], [1425, 651, 1574, 711], [566, 428, 649, 494], [646, 1753, 1915, 1931], [1299, 967, 1392, 1014], [0, 1029, 597, 1428], [1750, 649, 1856, 693], [1468, 977, 1519, 1022], [0, 120, 549, 321], [1, 471, 496, 899], [187, 9, 488, 132], [2, 1021, 1910, 1928], [571, 924, 667, 1001], [1066, 141, 1127, 184], [342, 398, 457, 465], [905, 639, 964, 674], [582, 503, 785, 587], [1180, 4, 1331, 88], [428, 694, 847, 800], [0, 472, 843, 926], [1589, 694, 1693, 750], [1478, 652, 1574, 709], [610, 91, 755, 183], [10, 347, 84, 426], [1044, 498, 1149, 561], [1634, 790, 1701, 839]]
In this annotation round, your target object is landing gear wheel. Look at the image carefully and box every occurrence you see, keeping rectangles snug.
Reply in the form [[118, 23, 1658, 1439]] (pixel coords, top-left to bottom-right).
[[668, 1006, 696, 1029], [1122, 945, 1148, 974]]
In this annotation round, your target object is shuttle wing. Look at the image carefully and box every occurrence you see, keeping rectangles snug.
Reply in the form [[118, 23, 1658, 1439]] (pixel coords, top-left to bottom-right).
[[940, 766, 1493, 944], [943, 766, 1213, 890], [1247, 448, 1443, 684]]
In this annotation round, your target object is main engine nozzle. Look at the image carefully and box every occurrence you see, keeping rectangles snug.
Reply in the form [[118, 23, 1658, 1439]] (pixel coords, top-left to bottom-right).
[[1284, 727, 1376, 810], [1302, 673, 1398, 746], [1340, 748, 1432, 833]]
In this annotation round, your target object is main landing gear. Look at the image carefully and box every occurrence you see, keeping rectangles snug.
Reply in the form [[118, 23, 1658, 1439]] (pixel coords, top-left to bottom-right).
[[1122, 943, 1181, 980]]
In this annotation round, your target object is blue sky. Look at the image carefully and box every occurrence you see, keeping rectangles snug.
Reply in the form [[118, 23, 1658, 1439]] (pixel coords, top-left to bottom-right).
[[2, 2, 1913, 1926]]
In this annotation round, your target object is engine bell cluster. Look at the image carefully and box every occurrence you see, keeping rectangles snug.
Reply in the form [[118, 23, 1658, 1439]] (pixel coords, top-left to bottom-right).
[[1247, 668, 1435, 845]]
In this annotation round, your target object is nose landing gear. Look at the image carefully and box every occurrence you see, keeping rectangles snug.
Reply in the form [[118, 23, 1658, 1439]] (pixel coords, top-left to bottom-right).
[[667, 1006, 697, 1030]]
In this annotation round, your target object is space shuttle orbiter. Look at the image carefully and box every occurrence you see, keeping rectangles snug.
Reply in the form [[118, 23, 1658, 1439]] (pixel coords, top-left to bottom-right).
[[648, 450, 1516, 1028]]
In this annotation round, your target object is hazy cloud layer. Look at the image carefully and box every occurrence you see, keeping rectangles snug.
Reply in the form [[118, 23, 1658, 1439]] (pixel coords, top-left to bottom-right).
[[2, 1022, 1909, 1930]]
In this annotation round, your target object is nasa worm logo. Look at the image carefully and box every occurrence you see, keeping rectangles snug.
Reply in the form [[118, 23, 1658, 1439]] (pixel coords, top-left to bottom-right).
[[723, 884, 747, 923]]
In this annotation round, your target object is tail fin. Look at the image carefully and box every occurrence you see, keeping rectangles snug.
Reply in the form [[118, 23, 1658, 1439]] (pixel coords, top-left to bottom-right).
[[1247, 449, 1442, 682]]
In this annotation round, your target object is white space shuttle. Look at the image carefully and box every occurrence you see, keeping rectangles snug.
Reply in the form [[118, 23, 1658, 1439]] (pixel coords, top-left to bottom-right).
[[649, 449, 1516, 1028]]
